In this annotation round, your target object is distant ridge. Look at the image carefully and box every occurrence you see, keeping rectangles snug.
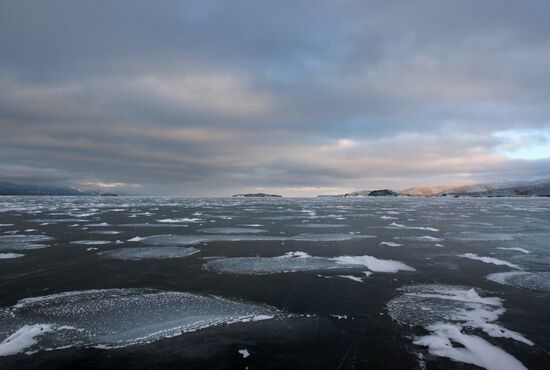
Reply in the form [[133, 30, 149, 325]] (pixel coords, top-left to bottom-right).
[[0, 181, 95, 196], [318, 179, 550, 198]]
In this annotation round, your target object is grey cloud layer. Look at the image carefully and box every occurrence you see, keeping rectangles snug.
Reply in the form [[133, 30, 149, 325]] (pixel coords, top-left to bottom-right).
[[1, 1, 549, 195]]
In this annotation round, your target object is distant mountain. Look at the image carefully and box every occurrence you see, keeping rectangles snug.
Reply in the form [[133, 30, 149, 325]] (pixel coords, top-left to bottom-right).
[[318, 179, 550, 198], [0, 181, 95, 196], [447, 180, 550, 197], [232, 193, 282, 198], [402, 179, 550, 197]]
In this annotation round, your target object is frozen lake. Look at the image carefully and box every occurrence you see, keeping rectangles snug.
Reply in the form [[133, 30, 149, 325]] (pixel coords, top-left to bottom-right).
[[0, 196, 549, 369]]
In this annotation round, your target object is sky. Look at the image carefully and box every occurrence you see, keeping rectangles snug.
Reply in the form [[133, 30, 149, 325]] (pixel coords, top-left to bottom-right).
[[1, 0, 550, 196]]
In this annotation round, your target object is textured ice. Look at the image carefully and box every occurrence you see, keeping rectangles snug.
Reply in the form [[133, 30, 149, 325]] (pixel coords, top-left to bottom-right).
[[0, 289, 279, 356], [0, 234, 52, 251], [487, 271, 550, 292], [204, 252, 414, 275], [197, 227, 267, 234], [204, 254, 340, 275], [387, 284, 532, 370], [99, 247, 200, 260], [459, 253, 522, 270], [0, 253, 24, 259]]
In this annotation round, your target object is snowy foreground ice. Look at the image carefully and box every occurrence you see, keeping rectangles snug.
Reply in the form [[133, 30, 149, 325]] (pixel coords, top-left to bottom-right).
[[0, 289, 278, 356], [387, 284, 533, 370]]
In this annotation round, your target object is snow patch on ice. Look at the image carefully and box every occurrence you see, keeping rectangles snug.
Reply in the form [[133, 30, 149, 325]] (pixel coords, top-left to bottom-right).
[[387, 284, 533, 370], [497, 247, 530, 254], [414, 324, 527, 370], [333, 255, 415, 273], [459, 253, 522, 270], [380, 241, 402, 247], [0, 324, 54, 356]]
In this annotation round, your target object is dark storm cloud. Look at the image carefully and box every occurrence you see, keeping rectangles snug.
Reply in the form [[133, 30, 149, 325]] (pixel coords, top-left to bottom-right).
[[1, 0, 550, 195]]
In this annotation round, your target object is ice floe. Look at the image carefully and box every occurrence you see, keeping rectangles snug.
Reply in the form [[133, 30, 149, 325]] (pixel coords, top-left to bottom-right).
[[388, 223, 439, 232], [0, 234, 52, 251], [0, 253, 24, 259], [197, 227, 267, 234], [288, 223, 347, 228], [99, 247, 200, 260], [379, 241, 403, 247], [497, 247, 530, 254], [130, 233, 375, 247], [452, 232, 515, 241], [487, 271, 550, 292], [90, 230, 122, 235], [459, 253, 522, 270], [0, 289, 279, 356], [70, 240, 111, 246], [387, 284, 532, 370], [203, 252, 414, 275], [157, 218, 201, 223]]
